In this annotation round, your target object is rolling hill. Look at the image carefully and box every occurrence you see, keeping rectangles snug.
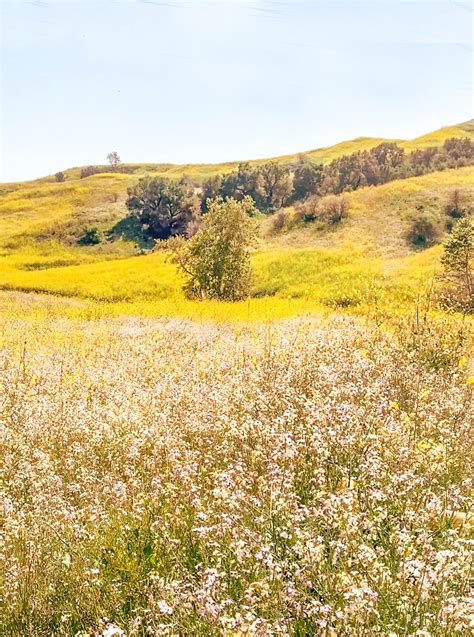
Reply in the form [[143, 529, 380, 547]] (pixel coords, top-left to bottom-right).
[[0, 120, 473, 320]]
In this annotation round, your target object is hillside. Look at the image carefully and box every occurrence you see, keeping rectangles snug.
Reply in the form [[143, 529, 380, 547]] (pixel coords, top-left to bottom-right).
[[1, 120, 472, 250], [0, 120, 473, 320]]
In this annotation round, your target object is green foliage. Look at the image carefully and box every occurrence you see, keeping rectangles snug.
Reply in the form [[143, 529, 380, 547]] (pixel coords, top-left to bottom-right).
[[440, 216, 473, 312], [291, 157, 323, 201], [172, 197, 257, 300], [258, 161, 294, 211], [203, 138, 474, 217], [200, 174, 222, 212], [127, 176, 200, 240], [78, 226, 101, 245], [218, 162, 262, 208], [205, 161, 294, 214], [54, 171, 66, 183]]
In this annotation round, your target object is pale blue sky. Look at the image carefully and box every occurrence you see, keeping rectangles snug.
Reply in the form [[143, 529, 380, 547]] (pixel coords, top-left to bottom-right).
[[0, 0, 472, 182]]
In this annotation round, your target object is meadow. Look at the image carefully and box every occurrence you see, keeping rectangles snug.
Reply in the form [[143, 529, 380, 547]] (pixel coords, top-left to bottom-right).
[[1, 303, 473, 635], [1, 165, 473, 322], [0, 123, 473, 635]]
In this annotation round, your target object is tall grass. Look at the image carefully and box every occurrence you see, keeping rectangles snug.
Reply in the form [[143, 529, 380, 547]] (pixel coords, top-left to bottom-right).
[[0, 310, 472, 635]]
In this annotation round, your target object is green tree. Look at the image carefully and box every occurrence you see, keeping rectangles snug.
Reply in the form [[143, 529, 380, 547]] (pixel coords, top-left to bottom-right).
[[171, 197, 257, 300], [219, 163, 261, 206], [291, 157, 323, 201], [257, 162, 294, 211], [201, 175, 223, 212], [440, 217, 473, 312], [127, 176, 199, 240]]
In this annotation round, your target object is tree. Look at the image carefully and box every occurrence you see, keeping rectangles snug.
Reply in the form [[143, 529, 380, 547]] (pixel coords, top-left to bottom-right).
[[54, 171, 66, 183], [370, 143, 405, 182], [171, 197, 257, 300], [219, 163, 261, 206], [291, 158, 323, 201], [127, 176, 199, 240], [440, 217, 473, 312], [257, 162, 294, 211], [201, 175, 223, 213], [107, 151, 121, 170]]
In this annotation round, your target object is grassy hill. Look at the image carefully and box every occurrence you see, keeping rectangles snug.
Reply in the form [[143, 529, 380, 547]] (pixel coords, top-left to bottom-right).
[[2, 124, 473, 634], [0, 120, 473, 320]]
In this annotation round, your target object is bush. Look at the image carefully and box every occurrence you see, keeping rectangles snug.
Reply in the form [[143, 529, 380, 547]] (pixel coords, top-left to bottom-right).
[[439, 216, 473, 312], [80, 166, 100, 179], [317, 195, 350, 224], [78, 226, 101, 245], [271, 210, 288, 232], [54, 171, 66, 183], [80, 165, 136, 179], [294, 196, 318, 223], [445, 189, 472, 219], [406, 214, 441, 248]]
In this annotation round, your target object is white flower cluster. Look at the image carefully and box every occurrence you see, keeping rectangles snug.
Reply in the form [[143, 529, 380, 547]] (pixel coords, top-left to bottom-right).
[[0, 315, 472, 635]]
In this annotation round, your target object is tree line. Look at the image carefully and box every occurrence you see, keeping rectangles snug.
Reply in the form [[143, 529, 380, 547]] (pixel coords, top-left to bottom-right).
[[125, 137, 473, 241]]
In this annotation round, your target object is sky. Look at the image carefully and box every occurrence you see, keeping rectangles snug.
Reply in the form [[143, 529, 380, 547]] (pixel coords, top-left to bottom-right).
[[0, 0, 472, 182]]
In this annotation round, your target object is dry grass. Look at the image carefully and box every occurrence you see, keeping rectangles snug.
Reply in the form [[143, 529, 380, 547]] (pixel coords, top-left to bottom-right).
[[265, 166, 474, 257]]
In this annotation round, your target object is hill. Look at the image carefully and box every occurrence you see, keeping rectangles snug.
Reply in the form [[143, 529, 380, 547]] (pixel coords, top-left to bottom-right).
[[1, 120, 472, 250], [0, 120, 473, 320]]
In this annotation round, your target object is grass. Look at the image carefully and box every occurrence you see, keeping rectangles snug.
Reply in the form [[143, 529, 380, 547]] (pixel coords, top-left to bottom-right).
[[1, 166, 471, 322], [268, 166, 474, 256], [0, 241, 442, 320], [0, 122, 472, 324]]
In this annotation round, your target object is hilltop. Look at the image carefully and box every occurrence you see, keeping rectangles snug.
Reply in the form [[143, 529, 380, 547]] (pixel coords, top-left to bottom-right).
[[3, 119, 473, 188]]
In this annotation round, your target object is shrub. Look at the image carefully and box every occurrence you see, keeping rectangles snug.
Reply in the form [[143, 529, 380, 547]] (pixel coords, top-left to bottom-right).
[[80, 166, 100, 179], [54, 171, 66, 183], [406, 214, 441, 248], [271, 209, 288, 232], [445, 189, 472, 219], [317, 195, 350, 224], [78, 226, 101, 245], [440, 216, 473, 312], [294, 196, 318, 223]]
